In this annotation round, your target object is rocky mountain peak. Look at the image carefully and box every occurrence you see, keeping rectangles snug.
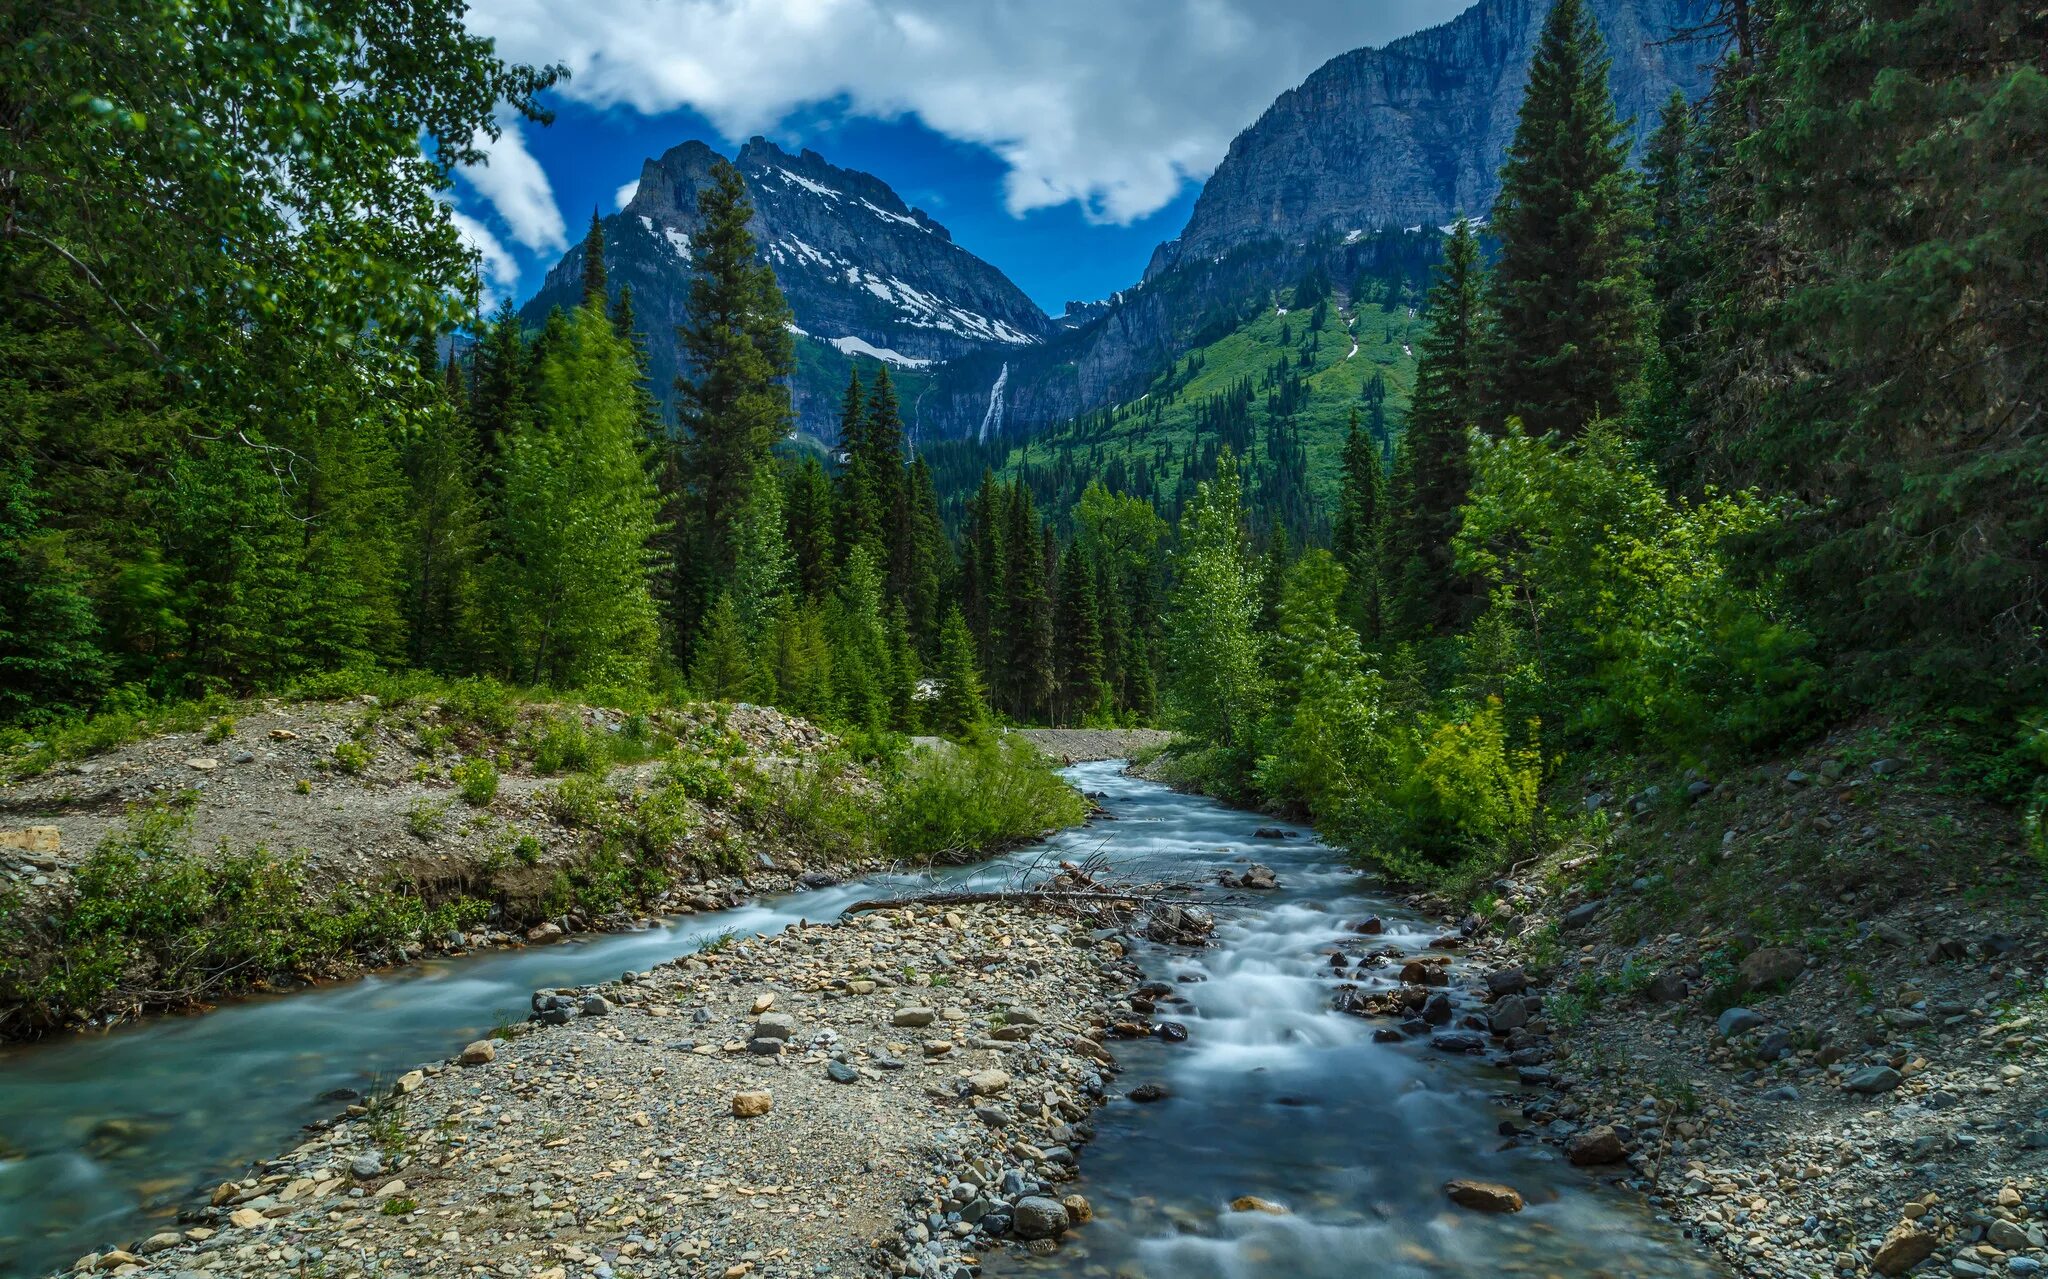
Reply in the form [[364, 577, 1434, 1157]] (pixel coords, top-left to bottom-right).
[[1145, 0, 1718, 279]]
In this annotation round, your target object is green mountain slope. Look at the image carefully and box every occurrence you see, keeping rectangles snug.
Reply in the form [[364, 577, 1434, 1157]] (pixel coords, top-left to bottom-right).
[[927, 281, 1428, 542]]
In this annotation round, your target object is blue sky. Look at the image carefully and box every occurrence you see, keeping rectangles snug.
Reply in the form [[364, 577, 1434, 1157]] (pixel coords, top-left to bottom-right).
[[452, 0, 1476, 314]]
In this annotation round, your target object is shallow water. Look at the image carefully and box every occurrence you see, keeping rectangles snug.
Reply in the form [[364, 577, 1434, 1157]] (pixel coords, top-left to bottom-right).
[[0, 761, 1714, 1277], [0, 804, 1081, 1276], [987, 761, 1719, 1279]]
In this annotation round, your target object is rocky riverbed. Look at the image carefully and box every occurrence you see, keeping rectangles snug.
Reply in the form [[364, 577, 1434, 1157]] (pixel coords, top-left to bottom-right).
[[79, 898, 1138, 1279], [1331, 743, 2048, 1279]]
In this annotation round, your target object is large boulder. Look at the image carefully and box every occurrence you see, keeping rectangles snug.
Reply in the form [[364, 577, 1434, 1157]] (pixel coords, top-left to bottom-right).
[[1736, 946, 1805, 994], [1567, 1125, 1627, 1165], [1010, 1196, 1070, 1240]]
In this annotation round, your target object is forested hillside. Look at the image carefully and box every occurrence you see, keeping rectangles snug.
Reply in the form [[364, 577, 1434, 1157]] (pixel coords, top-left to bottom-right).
[[4, 0, 2043, 854]]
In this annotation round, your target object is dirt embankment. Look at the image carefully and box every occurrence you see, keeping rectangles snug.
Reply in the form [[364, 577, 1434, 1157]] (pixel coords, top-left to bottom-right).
[[0, 698, 884, 1035], [1372, 735, 2048, 1279], [1006, 728, 1176, 765]]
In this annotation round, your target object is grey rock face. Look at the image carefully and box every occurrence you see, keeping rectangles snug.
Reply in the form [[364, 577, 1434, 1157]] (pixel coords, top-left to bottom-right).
[[523, 137, 1049, 438], [1148, 0, 1719, 279]]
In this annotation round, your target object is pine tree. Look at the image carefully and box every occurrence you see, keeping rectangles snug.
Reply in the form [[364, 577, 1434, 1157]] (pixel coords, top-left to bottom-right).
[[0, 462, 109, 718], [674, 159, 793, 647], [1388, 219, 1486, 638], [580, 210, 608, 306], [495, 303, 661, 686], [899, 455, 948, 652], [1637, 90, 1709, 469], [962, 470, 1005, 680], [689, 592, 759, 701], [781, 456, 838, 601], [401, 370, 485, 671], [999, 483, 1053, 721], [1486, 0, 1648, 437], [1052, 542, 1106, 725], [931, 606, 988, 737], [469, 303, 531, 472], [830, 370, 873, 560], [1709, 0, 2048, 712], [1332, 410, 1388, 642]]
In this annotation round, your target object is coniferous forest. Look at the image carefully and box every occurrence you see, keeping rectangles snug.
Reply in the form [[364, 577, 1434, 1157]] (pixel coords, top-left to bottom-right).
[[5, 0, 2045, 874]]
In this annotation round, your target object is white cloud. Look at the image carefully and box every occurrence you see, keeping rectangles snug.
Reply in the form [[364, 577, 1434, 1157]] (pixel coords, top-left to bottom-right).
[[467, 0, 1471, 225], [445, 205, 522, 296], [614, 179, 640, 210], [459, 114, 568, 252]]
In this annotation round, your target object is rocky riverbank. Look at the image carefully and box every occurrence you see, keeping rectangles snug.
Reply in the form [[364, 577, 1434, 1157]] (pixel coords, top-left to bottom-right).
[[1322, 737, 2048, 1279], [75, 895, 1145, 1279]]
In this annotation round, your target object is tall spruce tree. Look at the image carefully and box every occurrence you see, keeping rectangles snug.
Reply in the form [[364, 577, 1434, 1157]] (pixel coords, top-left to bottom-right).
[[999, 483, 1053, 721], [674, 159, 793, 650], [1388, 218, 1486, 638], [1332, 410, 1388, 642], [580, 210, 608, 305], [1053, 543, 1107, 726], [1711, 0, 2048, 713], [1486, 0, 1648, 437], [830, 370, 873, 560], [931, 606, 989, 737], [496, 303, 660, 686], [781, 457, 838, 601]]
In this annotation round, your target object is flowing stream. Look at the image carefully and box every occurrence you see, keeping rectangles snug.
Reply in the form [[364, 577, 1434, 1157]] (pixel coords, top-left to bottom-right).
[[0, 761, 1714, 1278]]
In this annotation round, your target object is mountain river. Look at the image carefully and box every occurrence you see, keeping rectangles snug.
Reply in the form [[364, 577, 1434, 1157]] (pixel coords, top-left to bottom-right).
[[0, 760, 1716, 1277]]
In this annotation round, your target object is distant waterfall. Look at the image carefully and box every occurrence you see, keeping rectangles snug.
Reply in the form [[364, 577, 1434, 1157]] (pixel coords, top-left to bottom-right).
[[977, 362, 1009, 442]]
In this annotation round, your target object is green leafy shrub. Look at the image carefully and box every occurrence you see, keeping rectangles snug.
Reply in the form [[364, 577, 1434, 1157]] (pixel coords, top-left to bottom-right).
[[526, 713, 603, 776], [332, 740, 372, 775], [452, 756, 499, 807], [203, 715, 236, 745], [656, 751, 733, 805], [881, 732, 1086, 863], [511, 833, 544, 865], [441, 677, 519, 737], [634, 782, 697, 854], [0, 688, 224, 780], [541, 774, 613, 829], [0, 806, 489, 1031], [406, 799, 448, 839]]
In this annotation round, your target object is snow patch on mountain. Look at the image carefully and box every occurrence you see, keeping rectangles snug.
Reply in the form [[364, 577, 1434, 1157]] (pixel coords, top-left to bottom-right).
[[775, 168, 842, 200], [825, 335, 931, 368]]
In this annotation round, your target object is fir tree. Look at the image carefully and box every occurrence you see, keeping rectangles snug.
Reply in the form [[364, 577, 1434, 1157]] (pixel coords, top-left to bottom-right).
[[1486, 0, 1648, 437], [674, 159, 793, 647], [831, 370, 873, 559], [781, 456, 838, 601], [931, 606, 988, 737], [1052, 542, 1106, 725], [1389, 218, 1486, 638], [689, 592, 759, 701], [1332, 410, 1388, 642], [469, 302, 531, 472], [0, 462, 109, 718], [400, 377, 485, 671], [496, 303, 661, 686], [999, 483, 1053, 721], [580, 210, 608, 306]]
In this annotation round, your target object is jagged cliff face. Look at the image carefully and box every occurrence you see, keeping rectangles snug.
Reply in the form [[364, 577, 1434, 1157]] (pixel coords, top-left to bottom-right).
[[896, 0, 1718, 444], [1145, 0, 1718, 279], [523, 137, 1048, 437]]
